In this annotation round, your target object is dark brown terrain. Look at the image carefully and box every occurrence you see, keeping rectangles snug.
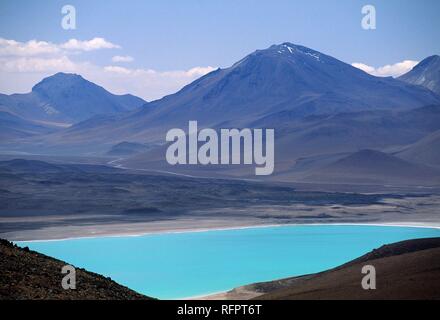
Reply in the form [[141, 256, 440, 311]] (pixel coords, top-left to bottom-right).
[[0, 239, 153, 300], [2, 237, 440, 300], [206, 238, 440, 300], [255, 237, 440, 300]]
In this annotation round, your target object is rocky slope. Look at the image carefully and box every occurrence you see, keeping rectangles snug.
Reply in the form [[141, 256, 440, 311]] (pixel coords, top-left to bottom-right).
[[0, 239, 154, 300], [256, 237, 440, 300], [206, 237, 440, 300]]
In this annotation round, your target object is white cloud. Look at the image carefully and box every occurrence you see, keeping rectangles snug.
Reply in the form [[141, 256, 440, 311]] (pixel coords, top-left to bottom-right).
[[102, 65, 216, 80], [351, 63, 375, 74], [0, 38, 60, 57], [0, 56, 77, 73], [61, 38, 120, 51], [112, 55, 134, 63], [352, 60, 419, 77], [162, 66, 217, 78], [104, 65, 132, 74], [100, 65, 216, 100], [0, 57, 216, 101], [0, 37, 120, 57], [0, 37, 216, 101]]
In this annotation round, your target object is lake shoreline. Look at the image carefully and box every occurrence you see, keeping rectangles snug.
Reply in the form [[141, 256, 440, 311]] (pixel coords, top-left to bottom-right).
[[13, 220, 440, 243], [16, 224, 440, 300], [195, 237, 440, 300]]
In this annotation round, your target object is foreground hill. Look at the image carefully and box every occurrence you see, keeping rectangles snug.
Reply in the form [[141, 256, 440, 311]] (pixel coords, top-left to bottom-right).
[[0, 239, 153, 300], [0, 73, 146, 124], [206, 237, 440, 300], [257, 237, 440, 300]]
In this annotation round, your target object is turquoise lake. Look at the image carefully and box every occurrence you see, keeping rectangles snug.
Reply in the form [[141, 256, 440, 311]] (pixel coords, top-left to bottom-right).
[[18, 225, 440, 299]]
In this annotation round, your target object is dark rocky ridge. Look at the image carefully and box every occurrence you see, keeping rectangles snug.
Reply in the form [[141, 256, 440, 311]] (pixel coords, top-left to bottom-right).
[[0, 239, 154, 300], [253, 237, 440, 300]]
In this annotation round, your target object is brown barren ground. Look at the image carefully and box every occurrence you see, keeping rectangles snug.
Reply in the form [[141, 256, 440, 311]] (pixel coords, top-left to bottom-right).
[[0, 239, 153, 300], [202, 238, 440, 300]]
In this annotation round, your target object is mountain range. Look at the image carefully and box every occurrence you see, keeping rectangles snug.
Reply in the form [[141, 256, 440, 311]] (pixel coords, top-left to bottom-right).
[[1, 43, 439, 185], [36, 43, 440, 146], [0, 72, 146, 125]]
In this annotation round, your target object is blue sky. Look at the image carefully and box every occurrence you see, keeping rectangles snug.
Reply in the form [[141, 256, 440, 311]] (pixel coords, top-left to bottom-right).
[[0, 0, 439, 100]]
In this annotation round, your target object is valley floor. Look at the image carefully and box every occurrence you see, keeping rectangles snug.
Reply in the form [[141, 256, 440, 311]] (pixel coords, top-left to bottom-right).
[[1, 156, 439, 300], [2, 218, 440, 242], [0, 156, 440, 241]]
